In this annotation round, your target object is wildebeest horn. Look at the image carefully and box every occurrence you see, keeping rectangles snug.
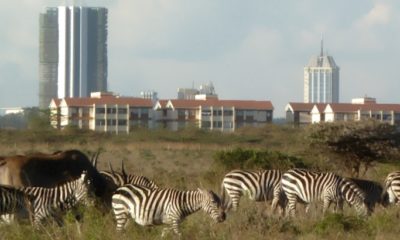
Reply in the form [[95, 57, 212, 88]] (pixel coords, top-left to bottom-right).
[[121, 160, 127, 177], [91, 150, 100, 168], [108, 160, 115, 174]]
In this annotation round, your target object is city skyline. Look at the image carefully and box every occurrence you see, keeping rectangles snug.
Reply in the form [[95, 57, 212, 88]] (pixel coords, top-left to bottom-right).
[[0, 0, 399, 117]]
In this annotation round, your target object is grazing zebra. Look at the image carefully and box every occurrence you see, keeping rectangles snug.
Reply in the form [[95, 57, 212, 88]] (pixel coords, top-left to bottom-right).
[[111, 184, 226, 237], [100, 161, 158, 190], [281, 169, 368, 216], [0, 185, 34, 224], [21, 171, 92, 226], [349, 178, 384, 212], [221, 169, 286, 214], [383, 171, 400, 205]]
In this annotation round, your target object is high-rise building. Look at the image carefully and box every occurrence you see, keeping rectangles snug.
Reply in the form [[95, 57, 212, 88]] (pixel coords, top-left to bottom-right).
[[39, 6, 108, 109], [304, 40, 339, 103]]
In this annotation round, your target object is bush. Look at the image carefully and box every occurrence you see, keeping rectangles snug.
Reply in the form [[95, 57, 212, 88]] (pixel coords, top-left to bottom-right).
[[212, 147, 308, 172]]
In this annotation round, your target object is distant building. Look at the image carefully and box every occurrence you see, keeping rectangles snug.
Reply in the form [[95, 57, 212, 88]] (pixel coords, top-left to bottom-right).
[[285, 102, 327, 126], [304, 39, 340, 103], [286, 97, 400, 126], [50, 92, 273, 133], [140, 90, 158, 102], [39, 6, 108, 109], [154, 99, 273, 132], [49, 92, 154, 133], [177, 82, 218, 100]]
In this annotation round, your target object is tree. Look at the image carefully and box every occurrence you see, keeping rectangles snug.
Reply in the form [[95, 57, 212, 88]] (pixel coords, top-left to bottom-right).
[[306, 120, 400, 177], [24, 107, 51, 131]]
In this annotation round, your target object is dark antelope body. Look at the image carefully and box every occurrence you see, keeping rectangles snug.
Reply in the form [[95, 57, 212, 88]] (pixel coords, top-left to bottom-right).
[[0, 150, 116, 205]]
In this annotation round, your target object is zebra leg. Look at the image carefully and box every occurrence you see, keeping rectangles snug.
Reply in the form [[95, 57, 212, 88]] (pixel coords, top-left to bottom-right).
[[322, 199, 332, 214], [114, 212, 130, 231], [286, 194, 297, 217]]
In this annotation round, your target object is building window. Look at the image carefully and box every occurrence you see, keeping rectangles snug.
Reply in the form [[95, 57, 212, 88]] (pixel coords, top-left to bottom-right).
[[202, 110, 211, 117], [118, 119, 127, 125], [106, 119, 117, 126], [213, 121, 222, 128], [223, 110, 233, 116], [213, 110, 222, 116], [107, 108, 117, 114], [118, 108, 127, 114], [96, 108, 105, 114], [96, 119, 105, 126]]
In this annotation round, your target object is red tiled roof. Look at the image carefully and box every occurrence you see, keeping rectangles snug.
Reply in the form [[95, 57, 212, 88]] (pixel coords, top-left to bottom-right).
[[61, 96, 153, 107], [168, 99, 273, 110], [287, 102, 327, 112], [328, 103, 400, 112]]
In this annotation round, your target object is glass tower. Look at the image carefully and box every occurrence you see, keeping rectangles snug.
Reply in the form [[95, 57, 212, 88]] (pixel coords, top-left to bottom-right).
[[304, 40, 339, 103]]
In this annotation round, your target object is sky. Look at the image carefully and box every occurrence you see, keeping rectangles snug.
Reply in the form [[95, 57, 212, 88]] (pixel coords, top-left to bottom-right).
[[0, 0, 399, 117]]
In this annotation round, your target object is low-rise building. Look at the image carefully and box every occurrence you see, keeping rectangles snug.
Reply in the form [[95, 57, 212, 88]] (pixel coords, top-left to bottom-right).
[[50, 92, 274, 133], [287, 97, 400, 126], [50, 92, 154, 133], [154, 99, 273, 132]]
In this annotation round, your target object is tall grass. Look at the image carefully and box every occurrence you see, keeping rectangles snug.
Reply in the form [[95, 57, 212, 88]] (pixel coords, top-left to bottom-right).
[[0, 125, 400, 239]]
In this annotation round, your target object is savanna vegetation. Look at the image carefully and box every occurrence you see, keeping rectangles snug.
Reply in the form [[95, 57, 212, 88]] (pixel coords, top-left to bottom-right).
[[1, 120, 400, 240]]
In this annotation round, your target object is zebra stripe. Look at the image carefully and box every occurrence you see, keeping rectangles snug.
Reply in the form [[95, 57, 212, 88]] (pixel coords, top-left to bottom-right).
[[21, 171, 92, 226], [221, 169, 286, 213], [349, 178, 383, 212], [111, 184, 226, 237], [383, 171, 400, 205], [100, 170, 158, 190], [0, 185, 34, 224], [282, 169, 368, 216]]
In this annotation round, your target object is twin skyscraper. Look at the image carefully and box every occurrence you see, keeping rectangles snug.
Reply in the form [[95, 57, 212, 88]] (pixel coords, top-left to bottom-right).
[[39, 6, 108, 109]]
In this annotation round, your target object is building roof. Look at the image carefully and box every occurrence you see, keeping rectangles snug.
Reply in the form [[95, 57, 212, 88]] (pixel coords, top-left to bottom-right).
[[54, 96, 154, 108], [168, 99, 273, 110], [286, 102, 316, 112], [327, 103, 400, 113], [306, 55, 338, 69]]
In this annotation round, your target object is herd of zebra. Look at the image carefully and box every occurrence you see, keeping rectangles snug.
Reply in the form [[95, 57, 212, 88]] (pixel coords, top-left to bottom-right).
[[1, 157, 400, 238]]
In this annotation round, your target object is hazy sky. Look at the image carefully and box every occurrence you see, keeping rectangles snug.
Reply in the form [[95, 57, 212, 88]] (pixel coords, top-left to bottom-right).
[[0, 0, 399, 117]]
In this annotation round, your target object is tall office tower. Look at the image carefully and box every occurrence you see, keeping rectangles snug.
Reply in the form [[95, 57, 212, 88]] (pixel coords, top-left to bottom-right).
[[303, 40, 339, 103], [39, 6, 108, 108], [39, 8, 58, 109]]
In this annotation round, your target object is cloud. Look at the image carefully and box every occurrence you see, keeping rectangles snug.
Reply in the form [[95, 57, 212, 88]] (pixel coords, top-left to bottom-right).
[[355, 2, 391, 29]]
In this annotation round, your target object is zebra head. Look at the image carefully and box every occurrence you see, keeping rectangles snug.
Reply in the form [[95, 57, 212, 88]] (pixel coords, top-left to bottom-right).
[[72, 171, 95, 207], [198, 189, 226, 223], [340, 179, 369, 216]]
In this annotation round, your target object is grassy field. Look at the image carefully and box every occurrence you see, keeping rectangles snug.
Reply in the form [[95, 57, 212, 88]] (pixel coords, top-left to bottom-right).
[[0, 125, 399, 240]]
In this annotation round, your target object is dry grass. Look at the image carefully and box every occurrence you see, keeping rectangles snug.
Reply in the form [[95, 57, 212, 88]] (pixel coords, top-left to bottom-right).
[[0, 126, 399, 239]]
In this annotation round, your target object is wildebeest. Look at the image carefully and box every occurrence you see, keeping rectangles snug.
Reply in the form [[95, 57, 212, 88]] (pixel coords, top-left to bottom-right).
[[0, 150, 117, 207]]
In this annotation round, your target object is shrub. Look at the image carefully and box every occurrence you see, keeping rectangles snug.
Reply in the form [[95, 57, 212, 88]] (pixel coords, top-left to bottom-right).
[[212, 147, 308, 172]]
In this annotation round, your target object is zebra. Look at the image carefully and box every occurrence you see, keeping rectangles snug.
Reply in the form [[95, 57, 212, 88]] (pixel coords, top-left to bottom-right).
[[281, 169, 368, 217], [100, 161, 158, 190], [383, 171, 400, 205], [111, 184, 226, 237], [221, 169, 286, 214], [0, 185, 34, 224], [348, 177, 384, 212], [20, 171, 93, 226]]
